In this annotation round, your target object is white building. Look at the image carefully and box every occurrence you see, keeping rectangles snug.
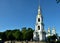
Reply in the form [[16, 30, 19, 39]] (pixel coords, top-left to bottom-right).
[[33, 1, 56, 41], [46, 27, 51, 37], [46, 27, 56, 37], [52, 27, 56, 35], [33, 5, 46, 41]]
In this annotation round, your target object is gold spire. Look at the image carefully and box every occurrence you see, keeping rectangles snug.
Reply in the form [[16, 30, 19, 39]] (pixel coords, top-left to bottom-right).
[[37, 0, 41, 17], [38, 5, 40, 15], [38, 0, 41, 15]]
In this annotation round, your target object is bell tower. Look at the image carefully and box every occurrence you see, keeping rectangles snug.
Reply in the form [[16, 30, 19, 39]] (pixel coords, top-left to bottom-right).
[[33, 0, 46, 41], [35, 5, 44, 32]]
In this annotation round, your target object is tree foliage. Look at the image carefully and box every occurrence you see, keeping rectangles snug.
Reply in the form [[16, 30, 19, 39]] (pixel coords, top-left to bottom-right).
[[47, 34, 57, 43], [56, 0, 60, 3], [13, 29, 22, 40], [21, 27, 34, 41], [0, 27, 34, 41]]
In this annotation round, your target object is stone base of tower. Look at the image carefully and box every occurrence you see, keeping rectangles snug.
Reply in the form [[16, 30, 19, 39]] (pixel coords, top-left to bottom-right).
[[33, 31, 46, 41]]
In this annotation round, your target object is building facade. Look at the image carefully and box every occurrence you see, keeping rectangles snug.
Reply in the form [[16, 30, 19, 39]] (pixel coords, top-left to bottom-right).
[[33, 5, 46, 41], [33, 4, 56, 41]]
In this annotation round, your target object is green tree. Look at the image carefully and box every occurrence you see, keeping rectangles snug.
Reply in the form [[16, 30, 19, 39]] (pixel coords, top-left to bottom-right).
[[5, 30, 14, 40], [13, 29, 22, 41], [0, 32, 3, 39], [0, 27, 34, 41], [51, 34, 57, 42], [56, 0, 60, 3], [26, 28, 34, 41], [47, 36, 52, 43], [47, 34, 57, 43], [21, 27, 27, 40], [0, 32, 7, 41]]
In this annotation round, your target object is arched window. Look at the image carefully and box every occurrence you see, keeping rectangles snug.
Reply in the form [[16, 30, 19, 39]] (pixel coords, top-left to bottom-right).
[[38, 26, 40, 30], [38, 18, 40, 22]]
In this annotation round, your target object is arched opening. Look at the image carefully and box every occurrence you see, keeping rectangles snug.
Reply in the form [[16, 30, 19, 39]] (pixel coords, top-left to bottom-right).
[[38, 18, 40, 22], [38, 26, 40, 30]]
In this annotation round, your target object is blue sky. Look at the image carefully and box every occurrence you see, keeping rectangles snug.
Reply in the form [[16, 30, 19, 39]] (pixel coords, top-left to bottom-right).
[[0, 0, 60, 35]]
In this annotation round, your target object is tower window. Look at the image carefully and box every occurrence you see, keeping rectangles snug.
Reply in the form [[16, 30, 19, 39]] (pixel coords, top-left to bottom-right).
[[38, 26, 40, 30], [38, 18, 40, 22]]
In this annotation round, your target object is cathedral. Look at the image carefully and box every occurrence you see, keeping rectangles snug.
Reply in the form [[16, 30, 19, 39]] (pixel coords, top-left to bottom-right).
[[33, 2, 56, 41]]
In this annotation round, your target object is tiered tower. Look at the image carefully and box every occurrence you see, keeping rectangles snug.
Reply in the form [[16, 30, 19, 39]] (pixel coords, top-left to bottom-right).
[[33, 0, 46, 41]]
